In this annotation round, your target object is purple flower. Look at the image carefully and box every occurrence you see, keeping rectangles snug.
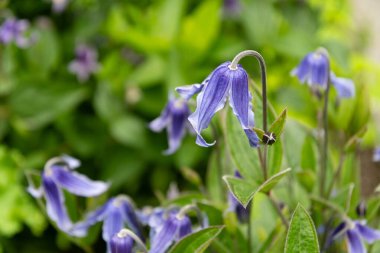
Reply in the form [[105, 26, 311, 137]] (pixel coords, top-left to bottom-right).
[[0, 18, 31, 48], [27, 155, 109, 234], [149, 96, 192, 155], [70, 195, 143, 253], [111, 231, 133, 253], [176, 62, 259, 148], [223, 0, 241, 16], [227, 171, 250, 223], [150, 213, 192, 253], [373, 147, 380, 162], [330, 220, 380, 253], [292, 49, 355, 98], [52, 0, 69, 13], [68, 44, 99, 82]]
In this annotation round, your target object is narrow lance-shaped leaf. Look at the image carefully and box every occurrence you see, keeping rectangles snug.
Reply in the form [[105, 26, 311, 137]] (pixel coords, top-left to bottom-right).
[[223, 168, 291, 208], [284, 204, 319, 253], [169, 226, 224, 253], [269, 108, 287, 139], [344, 126, 367, 153]]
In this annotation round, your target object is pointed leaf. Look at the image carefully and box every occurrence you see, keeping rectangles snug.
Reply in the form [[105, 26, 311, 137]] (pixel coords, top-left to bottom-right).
[[344, 126, 367, 153], [268, 108, 287, 138], [285, 204, 319, 253], [169, 226, 224, 253], [223, 169, 291, 208]]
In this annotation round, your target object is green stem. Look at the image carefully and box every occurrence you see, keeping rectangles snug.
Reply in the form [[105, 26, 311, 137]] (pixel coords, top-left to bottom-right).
[[268, 192, 289, 228], [326, 151, 346, 198]]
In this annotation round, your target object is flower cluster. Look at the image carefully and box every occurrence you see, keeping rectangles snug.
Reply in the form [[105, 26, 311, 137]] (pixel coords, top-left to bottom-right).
[[0, 18, 33, 48], [68, 44, 99, 82]]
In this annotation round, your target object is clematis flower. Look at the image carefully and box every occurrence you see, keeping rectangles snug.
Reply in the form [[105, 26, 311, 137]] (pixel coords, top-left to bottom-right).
[[291, 49, 355, 98], [111, 230, 134, 253], [373, 147, 380, 162], [68, 44, 99, 82], [227, 171, 250, 223], [52, 0, 69, 13], [330, 219, 380, 253], [27, 155, 109, 234], [0, 18, 32, 48], [149, 213, 192, 253], [149, 96, 192, 155], [176, 62, 259, 148], [70, 195, 143, 253]]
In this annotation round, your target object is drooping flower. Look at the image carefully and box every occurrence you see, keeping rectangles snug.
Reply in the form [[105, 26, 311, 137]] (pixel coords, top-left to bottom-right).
[[227, 171, 250, 223], [52, 0, 69, 13], [149, 96, 192, 155], [68, 44, 99, 82], [27, 155, 109, 234], [292, 49, 355, 98], [70, 195, 143, 253], [110, 229, 134, 253], [330, 219, 380, 253], [373, 147, 380, 162], [176, 62, 259, 148], [149, 213, 192, 253], [0, 18, 32, 48]]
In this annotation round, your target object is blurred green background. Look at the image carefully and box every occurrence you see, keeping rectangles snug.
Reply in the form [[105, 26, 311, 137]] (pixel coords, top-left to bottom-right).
[[1, 0, 380, 252]]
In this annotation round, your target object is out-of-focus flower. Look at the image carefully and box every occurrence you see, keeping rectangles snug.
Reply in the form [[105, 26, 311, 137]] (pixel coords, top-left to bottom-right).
[[373, 147, 380, 162], [330, 72, 355, 98], [330, 219, 380, 253], [27, 155, 109, 234], [52, 0, 69, 13], [0, 18, 32, 47], [68, 44, 99, 82], [227, 171, 250, 223], [223, 0, 241, 16], [292, 49, 355, 98], [111, 229, 134, 253], [70, 195, 143, 253], [149, 96, 192, 155], [176, 62, 259, 148], [150, 213, 192, 253]]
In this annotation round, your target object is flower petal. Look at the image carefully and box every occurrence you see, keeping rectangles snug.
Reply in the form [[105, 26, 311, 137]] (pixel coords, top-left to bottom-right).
[[330, 73, 355, 98], [346, 229, 366, 253], [188, 62, 231, 147], [356, 222, 380, 244], [42, 173, 72, 232], [111, 231, 134, 253], [373, 147, 380, 162], [177, 216, 192, 239], [291, 53, 312, 84], [164, 101, 190, 155], [27, 185, 44, 198], [150, 215, 179, 253], [176, 84, 204, 100], [149, 102, 171, 132], [310, 53, 329, 87], [51, 165, 109, 197], [119, 197, 144, 239], [103, 205, 124, 247], [69, 200, 111, 237], [61, 154, 81, 169]]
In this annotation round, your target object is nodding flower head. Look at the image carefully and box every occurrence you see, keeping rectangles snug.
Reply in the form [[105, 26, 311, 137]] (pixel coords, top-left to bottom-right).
[[292, 48, 355, 99], [0, 18, 32, 48], [68, 44, 99, 82], [329, 219, 380, 253], [70, 195, 143, 253], [27, 155, 109, 234], [149, 96, 192, 155], [176, 62, 259, 148]]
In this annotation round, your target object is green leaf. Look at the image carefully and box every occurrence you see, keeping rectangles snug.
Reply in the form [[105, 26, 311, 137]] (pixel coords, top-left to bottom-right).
[[285, 204, 320, 253], [109, 114, 147, 148], [223, 168, 291, 208], [344, 126, 367, 153], [268, 108, 287, 139], [169, 226, 224, 253]]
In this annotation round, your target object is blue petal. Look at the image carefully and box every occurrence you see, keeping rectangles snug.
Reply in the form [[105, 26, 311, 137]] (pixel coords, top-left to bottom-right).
[[347, 229, 366, 253], [310, 53, 329, 87], [373, 147, 380, 162], [356, 222, 380, 243], [119, 196, 144, 239], [69, 200, 111, 237], [176, 84, 204, 100], [51, 165, 109, 197], [330, 72, 355, 98], [111, 231, 133, 253], [149, 102, 171, 132], [61, 154, 81, 169], [291, 53, 312, 83], [42, 173, 72, 232], [103, 204, 124, 252], [188, 62, 231, 147], [177, 216, 192, 239], [164, 100, 190, 155], [150, 215, 179, 253], [27, 185, 43, 198]]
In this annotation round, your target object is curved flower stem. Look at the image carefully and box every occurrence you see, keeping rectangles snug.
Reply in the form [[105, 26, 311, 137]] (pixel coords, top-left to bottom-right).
[[230, 50, 269, 180], [320, 72, 331, 197]]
